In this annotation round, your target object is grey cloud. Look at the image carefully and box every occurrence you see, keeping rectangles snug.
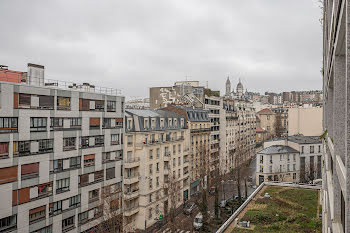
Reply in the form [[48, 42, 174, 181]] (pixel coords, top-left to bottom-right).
[[0, 0, 322, 97]]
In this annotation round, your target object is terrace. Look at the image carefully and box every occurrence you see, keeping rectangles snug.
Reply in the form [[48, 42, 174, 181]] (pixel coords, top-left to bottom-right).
[[217, 183, 321, 233]]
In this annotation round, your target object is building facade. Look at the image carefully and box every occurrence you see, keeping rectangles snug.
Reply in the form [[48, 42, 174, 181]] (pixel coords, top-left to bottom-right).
[[219, 97, 256, 176], [0, 74, 124, 233], [256, 145, 300, 185], [123, 109, 189, 232], [288, 107, 323, 136], [264, 135, 323, 183], [323, 0, 348, 232], [256, 108, 276, 138]]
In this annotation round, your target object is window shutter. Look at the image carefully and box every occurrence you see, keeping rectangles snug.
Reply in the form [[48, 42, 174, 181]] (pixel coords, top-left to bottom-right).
[[0, 166, 18, 184], [89, 118, 100, 126], [21, 163, 39, 175], [13, 93, 18, 109], [19, 187, 30, 204]]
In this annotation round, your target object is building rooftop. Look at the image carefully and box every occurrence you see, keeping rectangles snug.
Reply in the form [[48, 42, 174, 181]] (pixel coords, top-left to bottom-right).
[[257, 108, 274, 114], [265, 134, 322, 145], [258, 145, 299, 154], [125, 109, 184, 118], [217, 183, 321, 233]]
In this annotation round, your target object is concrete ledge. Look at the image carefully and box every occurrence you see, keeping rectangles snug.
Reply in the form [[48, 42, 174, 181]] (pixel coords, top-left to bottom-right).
[[335, 155, 346, 196]]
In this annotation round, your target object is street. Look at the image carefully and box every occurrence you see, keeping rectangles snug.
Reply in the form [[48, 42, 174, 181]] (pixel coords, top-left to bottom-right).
[[154, 156, 257, 233]]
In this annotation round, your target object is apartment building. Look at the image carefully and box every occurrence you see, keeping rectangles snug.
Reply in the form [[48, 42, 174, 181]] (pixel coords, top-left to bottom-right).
[[256, 145, 300, 185], [123, 109, 189, 232], [288, 107, 323, 136], [219, 97, 256, 176], [0, 65, 124, 233], [323, 0, 348, 231], [256, 108, 276, 138], [264, 135, 322, 183], [204, 90, 220, 185], [161, 105, 210, 195]]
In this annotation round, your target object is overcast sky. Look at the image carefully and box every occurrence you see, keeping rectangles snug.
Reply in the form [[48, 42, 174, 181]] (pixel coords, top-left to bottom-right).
[[0, 0, 322, 98]]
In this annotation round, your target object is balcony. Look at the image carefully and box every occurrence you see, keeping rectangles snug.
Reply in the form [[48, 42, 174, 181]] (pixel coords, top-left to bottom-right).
[[124, 190, 139, 200], [124, 205, 139, 217], [124, 158, 140, 168], [190, 128, 211, 133], [124, 175, 139, 185]]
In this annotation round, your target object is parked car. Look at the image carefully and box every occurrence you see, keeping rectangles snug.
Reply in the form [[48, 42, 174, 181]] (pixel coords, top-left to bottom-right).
[[209, 186, 216, 195], [193, 212, 203, 230], [184, 202, 196, 215]]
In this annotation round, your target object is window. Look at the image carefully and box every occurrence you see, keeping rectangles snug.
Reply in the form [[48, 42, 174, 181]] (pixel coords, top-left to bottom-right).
[[259, 165, 263, 172], [39, 139, 53, 153], [69, 195, 81, 207], [0, 142, 9, 157], [79, 174, 89, 186], [0, 117, 18, 132], [50, 200, 62, 215], [151, 118, 156, 129], [267, 115, 270, 120], [70, 156, 81, 168], [149, 164, 153, 175], [149, 194, 152, 203], [269, 166, 272, 173], [84, 154, 95, 167], [63, 137, 76, 151], [149, 150, 153, 159], [173, 145, 176, 154], [116, 118, 123, 128], [111, 134, 120, 145], [144, 118, 149, 129], [78, 211, 89, 224], [149, 179, 153, 189], [310, 146, 314, 154], [293, 154, 296, 162], [30, 117, 47, 132], [21, 163, 39, 180], [280, 165, 282, 172], [293, 173, 296, 180], [95, 100, 104, 111], [148, 208, 152, 219], [33, 225, 52, 233], [29, 205, 46, 223], [53, 159, 63, 172], [102, 118, 112, 128], [156, 148, 160, 158], [70, 118, 82, 127], [107, 101, 116, 112], [18, 93, 31, 107], [173, 158, 176, 167], [62, 216, 75, 230], [0, 214, 17, 232], [89, 189, 99, 203], [293, 164, 296, 171], [106, 168, 115, 180], [50, 118, 63, 129], [287, 154, 290, 162], [178, 144, 181, 153], [301, 146, 304, 154], [318, 145, 321, 153], [260, 155, 263, 163], [89, 118, 100, 129], [160, 119, 164, 128], [287, 164, 290, 172], [38, 182, 53, 196], [80, 136, 89, 148], [38, 95, 54, 109], [57, 97, 71, 110], [280, 154, 282, 161], [56, 178, 70, 193], [156, 176, 159, 186], [156, 162, 159, 172], [127, 135, 133, 146], [95, 135, 104, 146]]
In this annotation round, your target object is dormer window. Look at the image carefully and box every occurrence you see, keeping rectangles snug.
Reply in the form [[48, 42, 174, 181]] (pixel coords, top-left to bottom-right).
[[168, 119, 172, 128], [151, 118, 156, 129], [144, 118, 149, 129], [174, 119, 177, 127], [160, 118, 164, 128], [127, 119, 132, 130], [180, 118, 184, 128]]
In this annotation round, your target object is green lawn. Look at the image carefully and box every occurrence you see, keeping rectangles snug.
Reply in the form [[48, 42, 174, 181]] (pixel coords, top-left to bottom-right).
[[231, 186, 322, 233]]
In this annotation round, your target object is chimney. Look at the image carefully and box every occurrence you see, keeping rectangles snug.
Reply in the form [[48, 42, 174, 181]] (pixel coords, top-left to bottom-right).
[[27, 63, 45, 86]]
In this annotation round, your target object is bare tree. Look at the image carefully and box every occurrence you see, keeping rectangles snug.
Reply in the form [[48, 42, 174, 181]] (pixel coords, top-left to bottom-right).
[[274, 111, 284, 138], [164, 167, 182, 231], [95, 184, 123, 233]]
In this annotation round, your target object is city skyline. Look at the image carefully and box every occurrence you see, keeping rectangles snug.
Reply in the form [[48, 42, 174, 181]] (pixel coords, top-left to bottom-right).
[[0, 0, 323, 97]]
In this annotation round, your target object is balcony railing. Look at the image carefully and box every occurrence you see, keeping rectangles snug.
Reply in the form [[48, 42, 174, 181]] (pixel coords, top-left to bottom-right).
[[190, 128, 211, 133]]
